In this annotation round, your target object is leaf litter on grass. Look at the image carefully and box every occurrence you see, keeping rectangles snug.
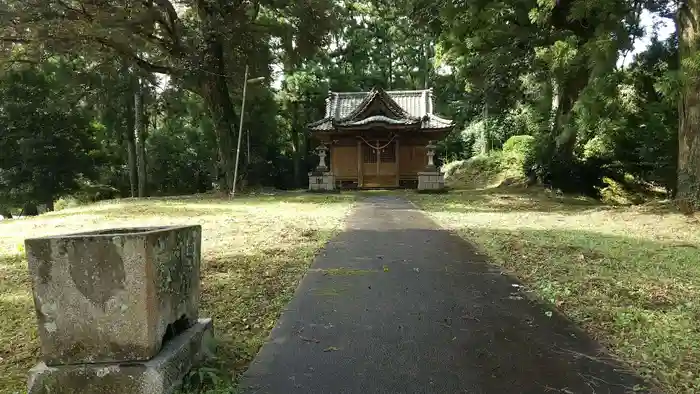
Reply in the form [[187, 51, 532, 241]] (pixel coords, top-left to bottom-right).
[[411, 188, 700, 393], [0, 193, 355, 394]]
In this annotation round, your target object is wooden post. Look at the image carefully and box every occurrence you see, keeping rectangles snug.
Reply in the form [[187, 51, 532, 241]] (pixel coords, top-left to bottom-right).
[[395, 136, 400, 187], [357, 139, 363, 188]]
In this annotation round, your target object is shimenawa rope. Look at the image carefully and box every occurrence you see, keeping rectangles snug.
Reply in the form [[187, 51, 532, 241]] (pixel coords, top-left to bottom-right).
[[358, 134, 397, 151]]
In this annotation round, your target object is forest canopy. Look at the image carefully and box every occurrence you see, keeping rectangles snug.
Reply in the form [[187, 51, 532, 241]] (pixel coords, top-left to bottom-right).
[[1, 0, 699, 212]]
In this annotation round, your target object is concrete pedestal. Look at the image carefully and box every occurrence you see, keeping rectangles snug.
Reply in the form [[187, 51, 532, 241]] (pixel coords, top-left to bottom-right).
[[308, 171, 336, 192], [418, 171, 446, 192], [27, 319, 213, 394]]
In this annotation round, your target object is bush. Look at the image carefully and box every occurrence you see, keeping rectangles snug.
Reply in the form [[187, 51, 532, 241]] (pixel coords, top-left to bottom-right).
[[598, 176, 645, 205], [501, 135, 536, 174], [444, 152, 510, 189], [54, 197, 84, 211], [502, 135, 535, 157], [54, 181, 119, 211]]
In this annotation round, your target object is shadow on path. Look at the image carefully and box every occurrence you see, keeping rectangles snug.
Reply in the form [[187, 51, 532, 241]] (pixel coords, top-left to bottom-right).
[[239, 197, 652, 394]]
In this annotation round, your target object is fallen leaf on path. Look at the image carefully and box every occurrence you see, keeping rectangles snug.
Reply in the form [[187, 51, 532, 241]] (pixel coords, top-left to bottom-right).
[[323, 346, 340, 352]]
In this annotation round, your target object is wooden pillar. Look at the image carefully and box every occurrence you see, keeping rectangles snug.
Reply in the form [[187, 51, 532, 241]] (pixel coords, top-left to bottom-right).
[[357, 139, 363, 188], [395, 136, 400, 187]]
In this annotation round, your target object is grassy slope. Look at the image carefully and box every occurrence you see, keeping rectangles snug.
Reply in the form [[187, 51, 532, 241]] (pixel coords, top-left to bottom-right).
[[411, 187, 700, 393], [0, 193, 355, 393]]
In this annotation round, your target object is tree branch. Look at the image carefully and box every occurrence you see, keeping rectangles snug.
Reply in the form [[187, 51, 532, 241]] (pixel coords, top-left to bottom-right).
[[0, 37, 31, 43], [149, 0, 182, 50], [95, 37, 174, 75], [250, 1, 261, 22]]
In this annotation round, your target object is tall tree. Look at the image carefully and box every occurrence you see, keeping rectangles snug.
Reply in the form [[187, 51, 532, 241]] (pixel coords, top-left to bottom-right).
[[1, 0, 335, 193], [135, 77, 148, 197], [123, 66, 138, 198], [677, 0, 700, 211], [0, 64, 98, 210], [278, 71, 328, 187]]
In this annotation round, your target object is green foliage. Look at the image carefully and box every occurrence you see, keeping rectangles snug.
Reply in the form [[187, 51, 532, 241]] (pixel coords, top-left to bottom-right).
[[54, 197, 85, 212], [0, 64, 99, 207], [598, 176, 645, 206], [462, 120, 487, 156], [502, 135, 535, 157], [443, 154, 503, 190], [438, 129, 473, 162], [406, 0, 678, 201], [502, 135, 536, 173], [443, 149, 531, 190], [0, 0, 684, 205], [146, 88, 218, 195]]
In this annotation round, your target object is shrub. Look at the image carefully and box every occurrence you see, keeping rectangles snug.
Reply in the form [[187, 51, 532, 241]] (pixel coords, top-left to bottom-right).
[[598, 177, 645, 205], [443, 152, 508, 189], [54, 197, 84, 211], [502, 135, 535, 156], [502, 135, 536, 173]]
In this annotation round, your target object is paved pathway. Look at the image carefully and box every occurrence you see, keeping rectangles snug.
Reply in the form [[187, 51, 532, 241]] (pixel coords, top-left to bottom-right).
[[239, 196, 649, 394]]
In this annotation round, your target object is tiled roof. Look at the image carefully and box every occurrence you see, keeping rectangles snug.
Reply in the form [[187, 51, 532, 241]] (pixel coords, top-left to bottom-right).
[[309, 87, 454, 132]]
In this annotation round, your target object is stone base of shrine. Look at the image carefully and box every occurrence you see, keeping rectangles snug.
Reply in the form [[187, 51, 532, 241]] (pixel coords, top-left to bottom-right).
[[308, 171, 336, 192], [27, 319, 213, 394], [417, 171, 446, 192]]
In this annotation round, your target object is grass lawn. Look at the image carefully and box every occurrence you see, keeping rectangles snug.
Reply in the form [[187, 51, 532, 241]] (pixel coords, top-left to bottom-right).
[[0, 193, 355, 393], [410, 187, 700, 393]]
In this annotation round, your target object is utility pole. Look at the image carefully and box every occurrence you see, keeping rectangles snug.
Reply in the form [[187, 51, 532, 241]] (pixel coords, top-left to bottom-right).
[[231, 65, 265, 198]]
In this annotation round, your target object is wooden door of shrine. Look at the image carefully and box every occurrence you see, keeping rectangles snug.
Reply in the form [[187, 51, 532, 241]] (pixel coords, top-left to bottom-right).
[[361, 139, 398, 188]]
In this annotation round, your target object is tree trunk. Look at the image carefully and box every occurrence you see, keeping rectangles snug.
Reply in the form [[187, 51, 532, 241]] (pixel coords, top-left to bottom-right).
[[135, 78, 148, 197], [123, 67, 138, 198], [301, 128, 309, 183], [199, 32, 238, 194], [0, 207, 12, 219], [551, 67, 589, 162], [22, 202, 38, 216], [677, 0, 700, 212], [423, 41, 430, 89], [388, 44, 393, 89], [291, 126, 301, 188], [45, 198, 55, 212], [482, 102, 490, 154], [549, 76, 561, 134], [202, 77, 237, 194]]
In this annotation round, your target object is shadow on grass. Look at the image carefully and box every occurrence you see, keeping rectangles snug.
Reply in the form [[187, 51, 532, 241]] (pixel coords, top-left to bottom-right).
[[0, 296, 37, 394], [410, 187, 606, 214], [0, 251, 37, 394], [40, 194, 359, 221], [0, 226, 337, 394], [452, 226, 700, 393]]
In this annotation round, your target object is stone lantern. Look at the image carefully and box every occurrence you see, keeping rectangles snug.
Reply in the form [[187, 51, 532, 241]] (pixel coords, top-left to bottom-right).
[[425, 140, 437, 170], [417, 140, 446, 192], [315, 143, 329, 172], [308, 143, 336, 192]]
